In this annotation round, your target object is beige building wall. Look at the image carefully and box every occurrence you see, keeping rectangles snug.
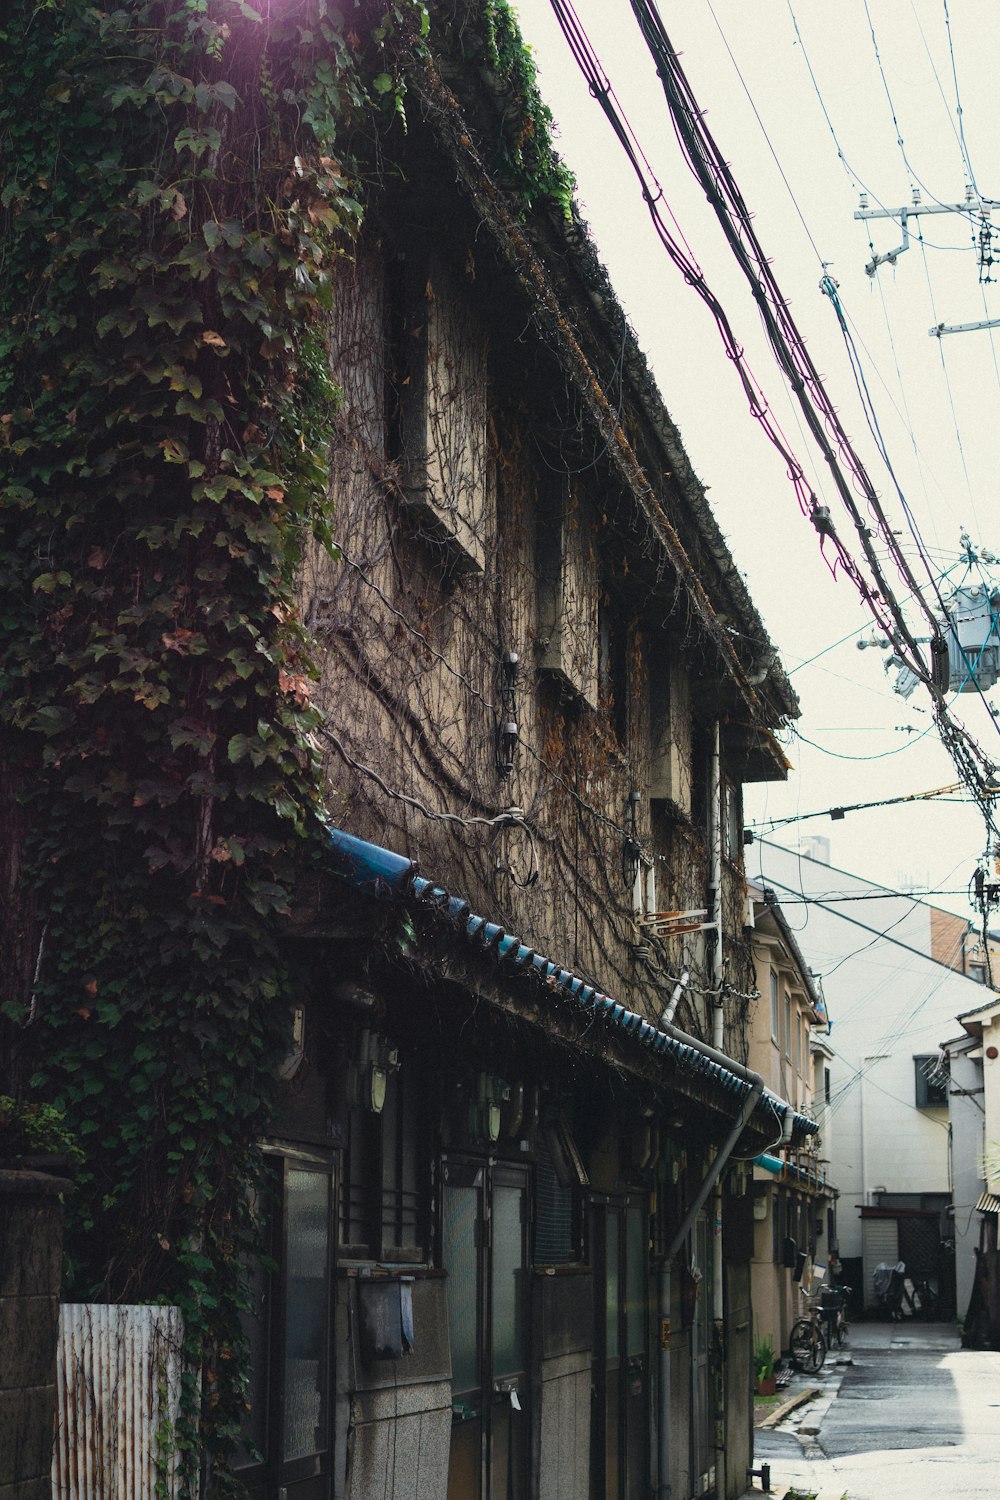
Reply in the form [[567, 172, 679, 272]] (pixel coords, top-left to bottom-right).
[[981, 1006, 1000, 1196], [747, 891, 833, 1362]]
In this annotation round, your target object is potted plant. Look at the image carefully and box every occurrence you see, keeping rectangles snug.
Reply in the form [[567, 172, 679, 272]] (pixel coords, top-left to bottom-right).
[[754, 1332, 777, 1396]]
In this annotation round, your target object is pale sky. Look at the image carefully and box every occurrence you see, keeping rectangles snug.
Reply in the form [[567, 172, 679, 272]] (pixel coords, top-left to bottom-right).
[[516, 0, 1000, 921]]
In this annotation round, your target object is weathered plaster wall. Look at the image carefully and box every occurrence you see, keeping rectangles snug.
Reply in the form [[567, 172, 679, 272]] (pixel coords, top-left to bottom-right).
[[304, 241, 758, 1049]]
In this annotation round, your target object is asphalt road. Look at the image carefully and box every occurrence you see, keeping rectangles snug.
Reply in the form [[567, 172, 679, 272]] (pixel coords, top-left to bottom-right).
[[750, 1321, 1000, 1500]]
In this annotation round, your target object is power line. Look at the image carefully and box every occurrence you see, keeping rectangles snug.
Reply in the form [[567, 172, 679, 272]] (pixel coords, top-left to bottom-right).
[[766, 889, 972, 906], [755, 870, 978, 975], [940, 0, 979, 196], [545, 0, 1000, 847], [623, 0, 1000, 831], [791, 721, 938, 762], [748, 778, 973, 833]]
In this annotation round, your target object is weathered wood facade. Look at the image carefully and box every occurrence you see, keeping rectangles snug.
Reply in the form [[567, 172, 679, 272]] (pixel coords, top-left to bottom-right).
[[240, 13, 812, 1500]]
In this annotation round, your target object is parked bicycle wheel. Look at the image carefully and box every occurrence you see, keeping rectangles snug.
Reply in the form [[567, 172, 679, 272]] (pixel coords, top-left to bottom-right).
[[789, 1318, 827, 1374]]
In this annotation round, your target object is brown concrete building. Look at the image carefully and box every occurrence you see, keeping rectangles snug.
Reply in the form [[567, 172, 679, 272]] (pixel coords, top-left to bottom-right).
[[228, 10, 816, 1500]]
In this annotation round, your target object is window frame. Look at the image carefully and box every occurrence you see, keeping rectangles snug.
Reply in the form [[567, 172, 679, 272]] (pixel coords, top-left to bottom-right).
[[914, 1054, 948, 1109], [235, 1148, 337, 1497], [784, 991, 792, 1060], [339, 1049, 428, 1263]]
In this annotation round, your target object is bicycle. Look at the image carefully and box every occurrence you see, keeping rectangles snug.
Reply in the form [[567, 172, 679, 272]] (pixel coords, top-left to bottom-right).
[[788, 1289, 828, 1374], [911, 1277, 939, 1321], [819, 1285, 850, 1349]]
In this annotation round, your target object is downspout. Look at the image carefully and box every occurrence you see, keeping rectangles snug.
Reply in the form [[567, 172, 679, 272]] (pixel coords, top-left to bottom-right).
[[709, 722, 726, 1495], [656, 1075, 766, 1498], [710, 719, 725, 1053]]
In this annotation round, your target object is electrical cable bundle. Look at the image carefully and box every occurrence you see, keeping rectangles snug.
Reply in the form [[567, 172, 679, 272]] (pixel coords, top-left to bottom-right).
[[546, 0, 1000, 841]]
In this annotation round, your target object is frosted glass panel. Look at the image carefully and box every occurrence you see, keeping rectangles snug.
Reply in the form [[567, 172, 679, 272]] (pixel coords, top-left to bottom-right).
[[625, 1207, 645, 1357], [444, 1184, 479, 1395], [606, 1217, 621, 1360], [492, 1184, 525, 1377], [283, 1168, 330, 1460]]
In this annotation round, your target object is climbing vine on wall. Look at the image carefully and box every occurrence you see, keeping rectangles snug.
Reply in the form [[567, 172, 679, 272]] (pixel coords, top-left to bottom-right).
[[480, 0, 575, 217], [0, 0, 424, 1489]]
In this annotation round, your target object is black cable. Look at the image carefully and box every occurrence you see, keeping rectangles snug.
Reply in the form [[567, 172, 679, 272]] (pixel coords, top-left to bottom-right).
[[545, 0, 1000, 842], [622, 0, 1000, 840]]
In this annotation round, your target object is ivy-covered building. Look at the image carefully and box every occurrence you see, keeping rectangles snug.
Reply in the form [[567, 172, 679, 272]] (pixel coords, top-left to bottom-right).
[[1, 3, 814, 1498]]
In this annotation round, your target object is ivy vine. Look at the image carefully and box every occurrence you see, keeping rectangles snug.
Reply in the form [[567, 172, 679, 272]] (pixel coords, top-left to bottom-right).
[[0, 0, 425, 1490], [482, 0, 575, 218]]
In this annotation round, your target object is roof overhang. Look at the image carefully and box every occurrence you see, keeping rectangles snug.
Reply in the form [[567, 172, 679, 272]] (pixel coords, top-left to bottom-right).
[[325, 826, 817, 1149]]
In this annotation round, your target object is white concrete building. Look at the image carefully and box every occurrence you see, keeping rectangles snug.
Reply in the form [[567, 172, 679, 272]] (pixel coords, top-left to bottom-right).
[[942, 996, 1000, 1324], [750, 839, 986, 1313]]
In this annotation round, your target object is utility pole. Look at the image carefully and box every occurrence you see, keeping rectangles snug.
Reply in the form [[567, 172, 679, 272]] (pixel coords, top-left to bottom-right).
[[854, 190, 1000, 336]]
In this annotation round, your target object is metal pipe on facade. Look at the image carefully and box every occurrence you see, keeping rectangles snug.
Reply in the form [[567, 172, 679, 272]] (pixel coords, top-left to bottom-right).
[[710, 722, 727, 1495], [710, 720, 725, 1052], [660, 968, 690, 1029], [656, 1260, 672, 1500], [655, 1077, 765, 1497]]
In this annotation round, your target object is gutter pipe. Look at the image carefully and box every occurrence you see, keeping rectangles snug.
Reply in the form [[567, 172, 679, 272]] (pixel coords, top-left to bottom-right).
[[709, 724, 727, 1494], [656, 1076, 765, 1498]]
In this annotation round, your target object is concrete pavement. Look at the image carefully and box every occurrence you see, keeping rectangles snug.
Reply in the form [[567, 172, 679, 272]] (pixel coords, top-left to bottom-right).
[[740, 1320, 1000, 1500]]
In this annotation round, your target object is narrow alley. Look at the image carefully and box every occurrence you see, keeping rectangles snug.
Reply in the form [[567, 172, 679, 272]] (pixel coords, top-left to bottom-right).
[[749, 1322, 1000, 1500]]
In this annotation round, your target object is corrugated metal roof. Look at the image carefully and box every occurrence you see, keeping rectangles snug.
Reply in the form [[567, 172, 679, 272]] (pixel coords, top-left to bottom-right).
[[975, 1190, 1000, 1214], [326, 826, 817, 1142]]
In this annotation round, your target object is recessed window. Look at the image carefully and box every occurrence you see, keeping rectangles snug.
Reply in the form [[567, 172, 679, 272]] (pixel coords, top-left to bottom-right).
[[723, 780, 741, 860], [914, 1054, 948, 1109], [393, 253, 489, 573], [598, 590, 629, 747], [784, 993, 791, 1059], [770, 972, 779, 1040], [236, 1155, 335, 1489], [340, 1049, 426, 1261]]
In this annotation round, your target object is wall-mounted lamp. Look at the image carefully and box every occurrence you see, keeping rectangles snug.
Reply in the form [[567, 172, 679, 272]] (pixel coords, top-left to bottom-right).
[[471, 1073, 511, 1143], [277, 1002, 307, 1082], [496, 651, 520, 777], [349, 1029, 400, 1114]]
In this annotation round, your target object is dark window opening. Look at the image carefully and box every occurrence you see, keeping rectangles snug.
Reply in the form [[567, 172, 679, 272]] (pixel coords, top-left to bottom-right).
[[914, 1054, 948, 1109], [340, 1054, 426, 1261], [723, 779, 742, 862], [235, 1154, 335, 1492], [533, 1113, 587, 1265], [599, 592, 629, 746], [384, 251, 414, 467]]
